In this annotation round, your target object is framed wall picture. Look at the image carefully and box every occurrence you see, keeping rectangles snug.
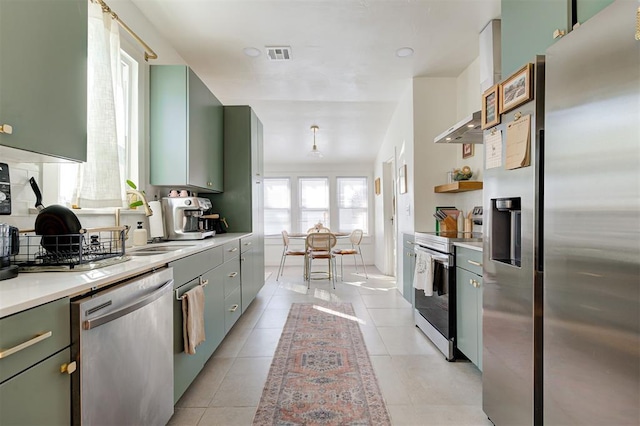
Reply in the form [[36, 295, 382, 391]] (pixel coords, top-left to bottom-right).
[[499, 63, 534, 114], [398, 165, 407, 194], [481, 84, 500, 129], [374, 177, 381, 195], [462, 143, 474, 159]]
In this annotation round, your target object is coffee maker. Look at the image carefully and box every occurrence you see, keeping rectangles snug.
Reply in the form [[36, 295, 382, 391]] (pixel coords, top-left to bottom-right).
[[161, 197, 215, 240], [0, 224, 19, 280]]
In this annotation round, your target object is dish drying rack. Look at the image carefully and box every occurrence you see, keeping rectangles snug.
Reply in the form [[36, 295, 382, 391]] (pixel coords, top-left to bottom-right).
[[12, 226, 128, 271]]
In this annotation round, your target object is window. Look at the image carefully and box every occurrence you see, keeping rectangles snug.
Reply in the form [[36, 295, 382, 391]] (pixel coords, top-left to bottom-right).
[[58, 49, 139, 207], [299, 178, 330, 232], [337, 177, 368, 233], [264, 178, 291, 236]]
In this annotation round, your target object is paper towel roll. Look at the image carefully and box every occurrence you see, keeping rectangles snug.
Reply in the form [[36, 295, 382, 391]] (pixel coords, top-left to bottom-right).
[[148, 201, 165, 239]]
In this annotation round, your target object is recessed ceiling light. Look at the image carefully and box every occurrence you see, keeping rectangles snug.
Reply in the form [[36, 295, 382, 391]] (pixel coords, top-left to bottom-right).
[[243, 47, 261, 57], [396, 47, 414, 58]]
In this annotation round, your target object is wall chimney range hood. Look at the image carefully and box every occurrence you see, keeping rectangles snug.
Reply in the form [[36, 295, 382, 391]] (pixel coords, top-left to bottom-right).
[[433, 111, 482, 144]]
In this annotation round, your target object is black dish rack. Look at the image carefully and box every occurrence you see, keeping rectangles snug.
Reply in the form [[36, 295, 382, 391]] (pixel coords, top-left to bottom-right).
[[13, 226, 128, 271]]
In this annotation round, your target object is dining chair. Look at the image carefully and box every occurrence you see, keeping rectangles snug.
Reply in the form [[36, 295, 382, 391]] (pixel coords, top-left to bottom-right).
[[305, 232, 337, 289], [307, 224, 331, 233], [276, 230, 307, 281], [332, 229, 368, 280]]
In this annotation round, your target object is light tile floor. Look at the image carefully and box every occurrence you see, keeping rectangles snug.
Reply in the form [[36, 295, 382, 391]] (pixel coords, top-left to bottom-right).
[[168, 265, 492, 426]]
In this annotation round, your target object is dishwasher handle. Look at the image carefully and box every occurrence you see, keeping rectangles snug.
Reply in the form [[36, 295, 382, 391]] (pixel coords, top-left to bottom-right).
[[83, 279, 174, 330]]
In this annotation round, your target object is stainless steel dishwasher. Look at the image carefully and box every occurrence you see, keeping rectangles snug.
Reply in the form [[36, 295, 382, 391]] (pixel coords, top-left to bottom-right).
[[71, 267, 174, 425]]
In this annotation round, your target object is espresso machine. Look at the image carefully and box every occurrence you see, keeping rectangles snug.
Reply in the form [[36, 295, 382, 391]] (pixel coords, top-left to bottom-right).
[[161, 197, 215, 240]]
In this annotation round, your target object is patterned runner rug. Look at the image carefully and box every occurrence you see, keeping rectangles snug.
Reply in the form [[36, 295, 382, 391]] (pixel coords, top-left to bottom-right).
[[253, 302, 391, 425]]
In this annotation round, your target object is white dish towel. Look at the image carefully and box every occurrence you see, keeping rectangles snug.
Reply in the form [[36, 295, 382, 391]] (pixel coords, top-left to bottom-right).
[[413, 251, 434, 296], [182, 285, 206, 355]]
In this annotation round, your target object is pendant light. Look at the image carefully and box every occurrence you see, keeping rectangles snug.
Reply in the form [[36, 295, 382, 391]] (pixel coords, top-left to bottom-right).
[[308, 125, 323, 158]]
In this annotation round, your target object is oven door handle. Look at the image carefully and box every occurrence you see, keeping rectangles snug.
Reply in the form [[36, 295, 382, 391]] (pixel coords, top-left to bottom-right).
[[414, 246, 449, 265]]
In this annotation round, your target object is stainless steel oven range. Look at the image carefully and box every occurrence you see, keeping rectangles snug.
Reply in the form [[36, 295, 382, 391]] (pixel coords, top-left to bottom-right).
[[413, 231, 482, 360]]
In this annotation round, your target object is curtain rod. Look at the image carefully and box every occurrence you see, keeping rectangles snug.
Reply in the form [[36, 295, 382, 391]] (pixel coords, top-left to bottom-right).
[[95, 0, 158, 61]]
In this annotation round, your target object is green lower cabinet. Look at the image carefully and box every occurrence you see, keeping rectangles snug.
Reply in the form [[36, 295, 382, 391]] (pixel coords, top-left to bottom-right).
[[0, 349, 71, 425], [173, 277, 206, 403], [456, 268, 482, 369], [199, 268, 225, 361], [402, 234, 415, 305]]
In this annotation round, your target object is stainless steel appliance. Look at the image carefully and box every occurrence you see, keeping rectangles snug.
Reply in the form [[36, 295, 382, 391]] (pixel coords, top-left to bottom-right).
[[0, 223, 19, 280], [71, 267, 174, 425], [484, 3, 639, 424], [162, 196, 215, 240], [482, 55, 545, 426], [543, 2, 639, 425], [414, 231, 482, 360]]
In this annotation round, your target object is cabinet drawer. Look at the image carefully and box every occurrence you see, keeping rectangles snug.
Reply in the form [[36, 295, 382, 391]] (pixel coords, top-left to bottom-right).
[[456, 246, 483, 275], [170, 246, 223, 287], [0, 298, 69, 383], [222, 240, 240, 263], [240, 235, 255, 253], [224, 287, 242, 334], [0, 348, 71, 425], [222, 260, 241, 298]]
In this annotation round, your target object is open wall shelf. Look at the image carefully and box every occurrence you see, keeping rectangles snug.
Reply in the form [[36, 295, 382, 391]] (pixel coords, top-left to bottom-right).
[[434, 181, 483, 193]]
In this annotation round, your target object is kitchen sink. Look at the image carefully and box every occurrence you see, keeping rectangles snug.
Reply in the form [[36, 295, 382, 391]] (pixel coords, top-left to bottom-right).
[[127, 245, 197, 256]]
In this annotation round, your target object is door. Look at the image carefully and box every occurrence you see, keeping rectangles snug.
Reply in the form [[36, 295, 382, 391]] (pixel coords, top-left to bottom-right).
[[382, 158, 396, 276]]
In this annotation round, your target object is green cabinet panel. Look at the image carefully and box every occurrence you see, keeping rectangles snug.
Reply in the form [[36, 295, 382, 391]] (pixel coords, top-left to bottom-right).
[[150, 65, 223, 193], [402, 234, 415, 305], [576, 0, 614, 24], [501, 0, 568, 76], [224, 286, 242, 333], [0, 349, 71, 426], [0, 298, 70, 383], [222, 257, 241, 299], [199, 267, 225, 361], [208, 106, 265, 311], [173, 276, 206, 403], [0, 0, 87, 161], [455, 246, 483, 370]]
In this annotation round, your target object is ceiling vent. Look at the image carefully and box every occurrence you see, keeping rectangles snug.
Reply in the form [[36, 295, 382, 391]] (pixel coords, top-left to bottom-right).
[[266, 46, 292, 61]]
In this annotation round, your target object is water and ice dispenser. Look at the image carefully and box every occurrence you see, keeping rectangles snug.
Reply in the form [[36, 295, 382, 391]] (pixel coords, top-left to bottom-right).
[[491, 197, 522, 267]]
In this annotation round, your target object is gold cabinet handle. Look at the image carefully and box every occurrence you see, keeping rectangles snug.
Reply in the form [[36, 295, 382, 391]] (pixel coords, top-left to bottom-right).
[[228, 272, 238, 278], [0, 124, 13, 134], [553, 29, 566, 39], [229, 304, 239, 312], [199, 277, 209, 287], [469, 279, 480, 288], [60, 361, 77, 375], [467, 260, 482, 267], [207, 181, 213, 187], [0, 331, 52, 359], [228, 247, 238, 253], [244, 241, 252, 246]]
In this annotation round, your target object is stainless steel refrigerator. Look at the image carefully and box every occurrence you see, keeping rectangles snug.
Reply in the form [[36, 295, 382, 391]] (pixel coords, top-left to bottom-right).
[[543, 1, 639, 425], [482, 54, 545, 425], [483, 1, 640, 425]]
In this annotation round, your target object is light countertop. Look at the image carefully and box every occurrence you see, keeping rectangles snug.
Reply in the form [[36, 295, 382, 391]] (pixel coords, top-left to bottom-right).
[[0, 233, 249, 318], [454, 241, 483, 252]]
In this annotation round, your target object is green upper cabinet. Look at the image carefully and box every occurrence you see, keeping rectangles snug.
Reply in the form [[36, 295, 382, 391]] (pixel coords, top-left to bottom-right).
[[501, 0, 568, 77], [150, 65, 223, 193], [0, 0, 87, 162], [501, 0, 615, 77], [576, 0, 615, 24]]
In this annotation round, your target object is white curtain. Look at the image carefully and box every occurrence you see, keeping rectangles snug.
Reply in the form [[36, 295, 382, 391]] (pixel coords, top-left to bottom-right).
[[74, 0, 124, 207]]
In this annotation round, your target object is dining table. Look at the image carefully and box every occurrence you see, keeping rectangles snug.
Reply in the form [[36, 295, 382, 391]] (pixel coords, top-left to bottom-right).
[[286, 232, 351, 280]]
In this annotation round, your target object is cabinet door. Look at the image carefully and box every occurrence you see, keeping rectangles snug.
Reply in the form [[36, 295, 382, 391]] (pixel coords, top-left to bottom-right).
[[0, 349, 71, 425], [501, 0, 568, 76], [198, 268, 225, 361], [173, 277, 205, 403], [241, 247, 257, 312], [187, 68, 223, 192], [402, 234, 415, 304], [456, 268, 479, 366], [0, 0, 87, 161]]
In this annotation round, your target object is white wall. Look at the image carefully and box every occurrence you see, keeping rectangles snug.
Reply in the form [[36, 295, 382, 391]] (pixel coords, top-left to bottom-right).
[[371, 81, 412, 290]]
